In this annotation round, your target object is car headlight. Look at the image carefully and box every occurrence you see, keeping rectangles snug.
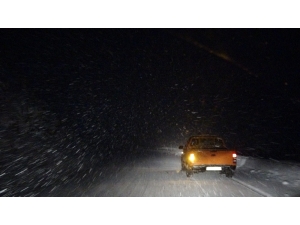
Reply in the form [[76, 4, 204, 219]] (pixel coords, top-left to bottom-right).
[[189, 153, 195, 162]]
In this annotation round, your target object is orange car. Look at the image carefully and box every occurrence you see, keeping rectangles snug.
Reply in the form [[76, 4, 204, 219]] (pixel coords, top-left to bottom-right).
[[179, 135, 237, 177]]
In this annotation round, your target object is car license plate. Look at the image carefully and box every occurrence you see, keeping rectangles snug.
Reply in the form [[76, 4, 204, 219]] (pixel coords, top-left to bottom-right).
[[206, 167, 222, 171]]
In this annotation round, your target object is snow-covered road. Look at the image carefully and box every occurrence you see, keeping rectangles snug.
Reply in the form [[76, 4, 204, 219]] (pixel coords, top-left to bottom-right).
[[83, 153, 262, 197], [42, 147, 300, 197]]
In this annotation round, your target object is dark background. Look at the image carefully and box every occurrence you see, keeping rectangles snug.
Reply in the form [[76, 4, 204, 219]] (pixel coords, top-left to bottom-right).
[[1, 29, 300, 196]]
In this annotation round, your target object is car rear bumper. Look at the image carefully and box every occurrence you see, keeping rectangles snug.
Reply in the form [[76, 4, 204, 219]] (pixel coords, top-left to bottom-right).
[[191, 165, 236, 171]]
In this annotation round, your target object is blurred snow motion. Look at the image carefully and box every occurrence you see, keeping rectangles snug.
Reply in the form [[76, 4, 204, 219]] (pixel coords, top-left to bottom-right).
[[1, 29, 300, 196]]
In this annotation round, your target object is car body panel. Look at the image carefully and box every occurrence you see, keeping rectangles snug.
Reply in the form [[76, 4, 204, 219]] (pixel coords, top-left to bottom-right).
[[186, 149, 236, 166]]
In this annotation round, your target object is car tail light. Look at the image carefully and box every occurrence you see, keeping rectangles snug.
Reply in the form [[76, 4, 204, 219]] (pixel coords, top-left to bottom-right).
[[233, 153, 237, 163], [189, 153, 195, 162]]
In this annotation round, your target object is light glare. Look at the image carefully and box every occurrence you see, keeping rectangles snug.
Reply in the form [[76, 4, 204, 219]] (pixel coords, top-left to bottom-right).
[[189, 153, 195, 162]]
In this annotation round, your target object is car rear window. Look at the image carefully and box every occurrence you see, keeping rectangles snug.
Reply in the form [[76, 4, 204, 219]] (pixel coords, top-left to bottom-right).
[[188, 137, 226, 149]]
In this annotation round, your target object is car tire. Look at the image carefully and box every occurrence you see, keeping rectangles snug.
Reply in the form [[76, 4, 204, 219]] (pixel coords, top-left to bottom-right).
[[181, 162, 186, 171], [225, 169, 234, 178], [186, 169, 193, 177]]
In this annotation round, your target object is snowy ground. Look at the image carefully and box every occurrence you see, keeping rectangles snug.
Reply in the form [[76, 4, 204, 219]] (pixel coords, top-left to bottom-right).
[[1, 146, 300, 225], [31, 147, 300, 197], [233, 155, 300, 197]]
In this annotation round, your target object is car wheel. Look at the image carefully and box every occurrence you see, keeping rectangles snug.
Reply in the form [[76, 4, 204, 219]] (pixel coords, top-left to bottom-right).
[[181, 162, 186, 171], [186, 169, 193, 177], [225, 169, 234, 178]]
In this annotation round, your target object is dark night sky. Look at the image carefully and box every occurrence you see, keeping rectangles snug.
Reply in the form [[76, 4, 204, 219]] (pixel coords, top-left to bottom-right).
[[1, 29, 300, 159]]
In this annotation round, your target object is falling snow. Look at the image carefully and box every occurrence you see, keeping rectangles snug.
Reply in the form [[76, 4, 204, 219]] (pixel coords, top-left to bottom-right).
[[1, 29, 300, 196]]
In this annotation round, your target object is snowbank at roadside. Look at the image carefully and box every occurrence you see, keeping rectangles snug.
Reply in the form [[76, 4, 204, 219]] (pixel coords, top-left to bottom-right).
[[234, 156, 300, 197]]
